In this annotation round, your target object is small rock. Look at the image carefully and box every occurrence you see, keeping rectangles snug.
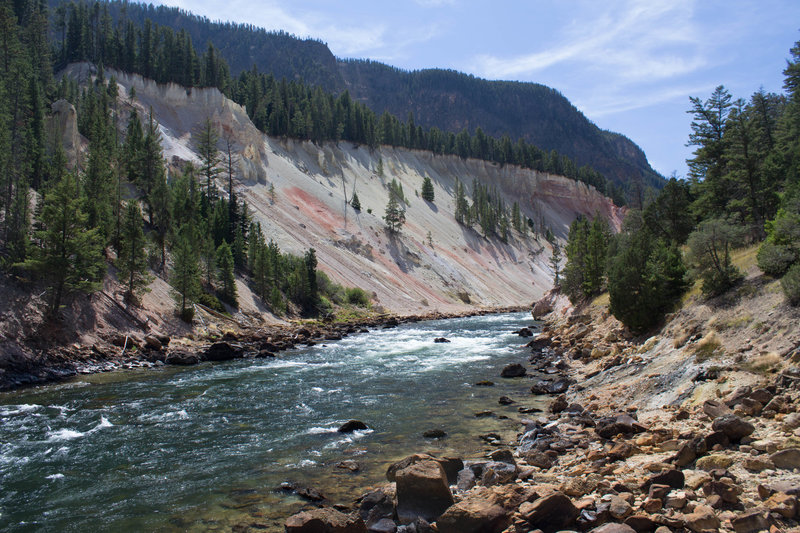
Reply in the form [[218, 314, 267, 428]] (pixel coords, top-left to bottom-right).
[[589, 524, 636, 533], [498, 396, 515, 405], [336, 460, 360, 472], [475, 380, 495, 387], [743, 456, 774, 472], [765, 492, 797, 519], [608, 495, 633, 519], [518, 492, 578, 530], [549, 394, 568, 413], [422, 429, 447, 439], [433, 337, 450, 343]]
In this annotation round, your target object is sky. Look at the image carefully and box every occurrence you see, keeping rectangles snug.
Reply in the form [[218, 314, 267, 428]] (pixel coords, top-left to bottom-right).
[[153, 0, 800, 178]]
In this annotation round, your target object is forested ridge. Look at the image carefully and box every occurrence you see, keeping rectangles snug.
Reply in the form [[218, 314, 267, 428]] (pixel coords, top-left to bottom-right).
[[45, 0, 662, 196], [559, 39, 800, 333], [0, 0, 376, 321]]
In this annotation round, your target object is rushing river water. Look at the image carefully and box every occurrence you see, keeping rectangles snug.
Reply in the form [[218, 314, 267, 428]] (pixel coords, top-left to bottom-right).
[[0, 312, 543, 532]]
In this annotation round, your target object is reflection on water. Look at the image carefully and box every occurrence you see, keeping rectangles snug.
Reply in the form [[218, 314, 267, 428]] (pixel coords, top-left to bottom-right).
[[0, 312, 544, 532]]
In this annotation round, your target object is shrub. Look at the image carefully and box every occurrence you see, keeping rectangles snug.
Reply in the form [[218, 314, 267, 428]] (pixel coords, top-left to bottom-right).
[[345, 287, 371, 306], [179, 306, 195, 323], [198, 291, 225, 313], [757, 241, 795, 277], [781, 264, 800, 305]]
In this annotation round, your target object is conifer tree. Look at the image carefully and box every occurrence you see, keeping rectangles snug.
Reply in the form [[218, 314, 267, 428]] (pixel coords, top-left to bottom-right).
[[383, 193, 405, 233], [421, 175, 435, 202], [24, 171, 105, 315], [216, 241, 237, 307], [550, 242, 562, 285], [117, 201, 152, 301], [350, 190, 361, 211], [170, 224, 200, 321], [196, 117, 221, 206]]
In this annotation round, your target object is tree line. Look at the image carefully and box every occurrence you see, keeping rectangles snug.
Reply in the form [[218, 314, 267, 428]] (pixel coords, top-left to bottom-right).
[[559, 38, 800, 333], [49, 0, 621, 203], [0, 0, 370, 320]]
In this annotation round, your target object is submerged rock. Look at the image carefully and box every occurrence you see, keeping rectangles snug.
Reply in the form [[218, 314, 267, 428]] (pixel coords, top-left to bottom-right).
[[500, 363, 526, 378]]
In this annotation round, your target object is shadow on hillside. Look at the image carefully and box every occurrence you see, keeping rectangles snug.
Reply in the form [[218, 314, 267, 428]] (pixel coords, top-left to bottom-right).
[[386, 231, 413, 274]]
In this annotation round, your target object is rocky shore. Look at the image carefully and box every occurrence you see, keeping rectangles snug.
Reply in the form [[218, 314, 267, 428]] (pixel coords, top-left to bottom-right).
[[278, 291, 800, 533], [0, 305, 527, 392]]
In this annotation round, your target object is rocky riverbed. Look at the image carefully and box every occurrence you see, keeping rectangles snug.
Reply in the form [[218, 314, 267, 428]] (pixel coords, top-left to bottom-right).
[[278, 291, 800, 533]]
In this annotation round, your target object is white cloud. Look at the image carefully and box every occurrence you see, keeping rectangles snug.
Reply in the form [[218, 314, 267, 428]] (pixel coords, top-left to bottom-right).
[[472, 0, 705, 84]]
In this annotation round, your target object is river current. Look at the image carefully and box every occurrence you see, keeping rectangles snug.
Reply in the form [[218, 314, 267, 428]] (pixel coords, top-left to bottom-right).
[[0, 311, 543, 532]]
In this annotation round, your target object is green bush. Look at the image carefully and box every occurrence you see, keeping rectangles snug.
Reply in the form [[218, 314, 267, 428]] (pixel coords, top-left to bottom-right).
[[781, 264, 800, 305], [198, 291, 226, 313], [345, 287, 371, 306], [757, 241, 795, 277], [179, 306, 195, 322]]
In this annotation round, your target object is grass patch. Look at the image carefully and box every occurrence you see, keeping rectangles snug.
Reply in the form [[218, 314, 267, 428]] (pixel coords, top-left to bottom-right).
[[694, 331, 723, 362], [592, 292, 610, 308], [743, 352, 782, 375], [731, 244, 760, 272]]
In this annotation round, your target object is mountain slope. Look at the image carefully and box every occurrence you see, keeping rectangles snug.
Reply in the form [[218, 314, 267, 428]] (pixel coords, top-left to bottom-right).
[[82, 65, 623, 314], [50, 0, 663, 192]]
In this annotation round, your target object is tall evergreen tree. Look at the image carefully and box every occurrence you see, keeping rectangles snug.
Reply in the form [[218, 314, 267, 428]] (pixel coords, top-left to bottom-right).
[[24, 171, 104, 315], [421, 175, 435, 202], [117, 201, 152, 301], [216, 241, 237, 307], [170, 223, 200, 321]]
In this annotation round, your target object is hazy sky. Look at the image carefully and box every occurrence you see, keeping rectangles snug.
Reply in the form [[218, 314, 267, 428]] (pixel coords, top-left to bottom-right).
[[153, 0, 800, 178]]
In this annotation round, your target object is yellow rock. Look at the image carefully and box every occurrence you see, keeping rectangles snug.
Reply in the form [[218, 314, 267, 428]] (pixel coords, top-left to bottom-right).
[[695, 454, 734, 471]]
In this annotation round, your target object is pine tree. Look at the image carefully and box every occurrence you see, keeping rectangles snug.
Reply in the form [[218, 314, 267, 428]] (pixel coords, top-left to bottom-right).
[[350, 190, 361, 211], [383, 193, 405, 233], [24, 171, 105, 315], [117, 201, 152, 301], [196, 117, 221, 206], [170, 224, 200, 321], [421, 175, 435, 202], [550, 242, 562, 286], [216, 241, 237, 307]]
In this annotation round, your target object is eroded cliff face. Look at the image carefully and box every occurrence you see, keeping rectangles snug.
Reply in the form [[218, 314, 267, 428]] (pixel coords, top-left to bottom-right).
[[94, 67, 623, 313]]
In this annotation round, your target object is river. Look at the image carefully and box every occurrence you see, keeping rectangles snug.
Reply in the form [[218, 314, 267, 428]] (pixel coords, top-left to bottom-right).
[[0, 311, 543, 532]]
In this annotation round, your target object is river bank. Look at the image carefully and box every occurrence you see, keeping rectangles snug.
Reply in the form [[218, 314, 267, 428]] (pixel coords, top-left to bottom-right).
[[278, 286, 800, 533], [0, 304, 528, 392]]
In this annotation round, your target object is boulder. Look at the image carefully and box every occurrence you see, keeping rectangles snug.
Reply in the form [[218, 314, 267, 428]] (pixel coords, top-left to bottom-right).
[[394, 460, 454, 524], [204, 342, 244, 361], [433, 337, 451, 343], [500, 363, 526, 378], [589, 524, 637, 533], [702, 400, 732, 419], [695, 454, 733, 471], [549, 394, 568, 414], [711, 414, 754, 441], [596, 414, 648, 439], [730, 509, 769, 533], [608, 495, 632, 519], [518, 492, 579, 531], [339, 420, 369, 433], [164, 351, 200, 365], [285, 508, 367, 533], [516, 327, 534, 337], [770, 447, 800, 469], [530, 378, 571, 395], [766, 492, 797, 519], [386, 454, 462, 485], [422, 429, 447, 439], [368, 518, 396, 533], [641, 470, 684, 492], [144, 335, 163, 350], [437, 485, 536, 533], [498, 396, 515, 405], [683, 504, 719, 533], [480, 461, 517, 486], [359, 486, 395, 528]]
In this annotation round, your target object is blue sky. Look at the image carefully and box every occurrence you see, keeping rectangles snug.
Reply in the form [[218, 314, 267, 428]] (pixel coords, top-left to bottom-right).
[[154, 0, 800, 178]]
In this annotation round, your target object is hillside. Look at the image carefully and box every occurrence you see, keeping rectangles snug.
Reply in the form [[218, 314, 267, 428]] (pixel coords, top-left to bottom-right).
[[97, 64, 622, 313], [47, 0, 663, 193]]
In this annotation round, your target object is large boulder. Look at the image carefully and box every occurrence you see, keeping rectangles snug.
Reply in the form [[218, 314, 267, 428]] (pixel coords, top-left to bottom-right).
[[359, 486, 395, 529], [285, 507, 367, 533], [596, 414, 648, 439], [518, 492, 579, 531], [437, 485, 537, 533], [204, 342, 244, 361], [386, 454, 462, 485], [394, 460, 454, 524], [530, 378, 572, 395]]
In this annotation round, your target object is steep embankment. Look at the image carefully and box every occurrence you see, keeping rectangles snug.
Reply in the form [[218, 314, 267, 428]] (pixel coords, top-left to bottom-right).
[[103, 65, 623, 314]]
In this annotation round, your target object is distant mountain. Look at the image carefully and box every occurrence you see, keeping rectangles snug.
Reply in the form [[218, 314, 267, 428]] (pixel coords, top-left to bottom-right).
[[49, 0, 663, 191]]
